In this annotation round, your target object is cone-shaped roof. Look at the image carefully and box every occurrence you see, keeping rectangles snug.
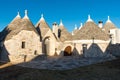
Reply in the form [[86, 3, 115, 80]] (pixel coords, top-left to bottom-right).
[[35, 14, 51, 39], [21, 10, 38, 33], [6, 11, 21, 31], [20, 17, 38, 33], [103, 16, 117, 34], [72, 24, 79, 35], [4, 10, 38, 40], [73, 21, 109, 41], [59, 20, 72, 42], [0, 12, 22, 41]]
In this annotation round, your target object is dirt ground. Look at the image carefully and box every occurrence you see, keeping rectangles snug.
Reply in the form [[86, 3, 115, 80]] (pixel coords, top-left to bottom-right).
[[0, 58, 120, 80]]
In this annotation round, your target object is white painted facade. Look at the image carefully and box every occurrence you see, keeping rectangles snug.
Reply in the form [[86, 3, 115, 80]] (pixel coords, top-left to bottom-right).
[[110, 29, 120, 44]]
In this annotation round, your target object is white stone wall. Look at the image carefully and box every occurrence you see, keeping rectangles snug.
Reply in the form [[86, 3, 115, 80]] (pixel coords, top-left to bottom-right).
[[3, 30, 42, 61], [62, 40, 110, 57], [110, 29, 116, 44], [43, 29, 56, 56], [110, 29, 120, 44], [116, 29, 120, 43], [52, 24, 58, 37]]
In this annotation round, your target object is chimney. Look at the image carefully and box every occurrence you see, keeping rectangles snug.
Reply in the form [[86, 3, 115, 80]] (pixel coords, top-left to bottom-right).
[[52, 22, 58, 37], [98, 21, 103, 28]]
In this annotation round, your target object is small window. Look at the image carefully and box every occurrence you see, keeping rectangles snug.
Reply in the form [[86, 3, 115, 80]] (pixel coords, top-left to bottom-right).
[[34, 50, 37, 55], [58, 29, 61, 38], [22, 42, 25, 49]]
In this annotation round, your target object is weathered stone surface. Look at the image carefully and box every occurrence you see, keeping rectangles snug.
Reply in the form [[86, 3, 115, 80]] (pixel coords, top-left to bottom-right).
[[16, 55, 116, 70]]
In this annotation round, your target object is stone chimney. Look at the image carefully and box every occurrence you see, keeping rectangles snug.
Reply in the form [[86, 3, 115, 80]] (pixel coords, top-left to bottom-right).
[[98, 21, 103, 28], [52, 22, 58, 37]]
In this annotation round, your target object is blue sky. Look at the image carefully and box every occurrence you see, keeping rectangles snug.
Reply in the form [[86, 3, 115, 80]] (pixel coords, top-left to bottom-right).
[[0, 0, 120, 32]]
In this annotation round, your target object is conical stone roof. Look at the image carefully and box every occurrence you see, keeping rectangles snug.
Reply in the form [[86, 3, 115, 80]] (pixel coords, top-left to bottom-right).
[[0, 12, 22, 41], [36, 14, 51, 39], [1, 10, 38, 41], [59, 20, 72, 42], [73, 15, 109, 41], [103, 16, 117, 34], [72, 24, 79, 35], [20, 17, 38, 33]]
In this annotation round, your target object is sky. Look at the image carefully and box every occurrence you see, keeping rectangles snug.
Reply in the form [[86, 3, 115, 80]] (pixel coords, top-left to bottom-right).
[[0, 0, 120, 32]]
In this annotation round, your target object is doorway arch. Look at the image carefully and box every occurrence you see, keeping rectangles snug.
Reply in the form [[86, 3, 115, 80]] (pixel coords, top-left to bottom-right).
[[43, 36, 50, 56], [64, 46, 72, 56]]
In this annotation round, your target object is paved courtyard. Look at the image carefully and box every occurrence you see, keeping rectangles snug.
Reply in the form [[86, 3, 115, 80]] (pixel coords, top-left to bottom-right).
[[16, 54, 116, 70]]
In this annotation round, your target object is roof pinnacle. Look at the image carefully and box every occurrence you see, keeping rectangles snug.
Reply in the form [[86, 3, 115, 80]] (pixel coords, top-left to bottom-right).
[[107, 16, 111, 23], [59, 19, 64, 26], [74, 24, 77, 30], [23, 10, 29, 19], [16, 11, 21, 18], [40, 13, 45, 21], [41, 14, 43, 18], [79, 23, 83, 29], [87, 14, 93, 22]]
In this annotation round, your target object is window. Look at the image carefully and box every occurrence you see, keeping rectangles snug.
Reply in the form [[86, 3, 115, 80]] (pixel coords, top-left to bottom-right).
[[58, 29, 61, 38], [34, 50, 37, 55], [22, 41, 25, 49]]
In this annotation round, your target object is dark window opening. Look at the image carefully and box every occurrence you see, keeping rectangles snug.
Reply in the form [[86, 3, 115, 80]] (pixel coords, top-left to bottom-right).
[[22, 42, 25, 49], [34, 50, 37, 55], [58, 29, 61, 38]]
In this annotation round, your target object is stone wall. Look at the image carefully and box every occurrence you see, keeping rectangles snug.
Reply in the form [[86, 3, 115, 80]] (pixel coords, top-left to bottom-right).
[[1, 30, 42, 62], [59, 40, 110, 57], [43, 29, 56, 56]]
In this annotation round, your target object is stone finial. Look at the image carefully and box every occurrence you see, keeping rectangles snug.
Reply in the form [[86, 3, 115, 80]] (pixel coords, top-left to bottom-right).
[[25, 10, 27, 16], [16, 11, 21, 18], [41, 14, 43, 18], [107, 16, 111, 23], [88, 15, 90, 19], [87, 14, 93, 22], [59, 19, 64, 26], [40, 13, 45, 21], [74, 24, 77, 30], [23, 10, 29, 19]]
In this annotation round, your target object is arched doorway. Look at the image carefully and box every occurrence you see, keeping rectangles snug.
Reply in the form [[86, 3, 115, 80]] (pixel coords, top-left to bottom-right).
[[43, 36, 50, 56], [64, 46, 72, 56]]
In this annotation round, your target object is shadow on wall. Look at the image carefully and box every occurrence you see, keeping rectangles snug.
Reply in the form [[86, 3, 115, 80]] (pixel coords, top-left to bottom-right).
[[36, 25, 42, 41], [1, 40, 120, 63], [59, 42, 120, 57], [82, 42, 120, 58], [105, 42, 120, 57], [0, 27, 12, 61], [0, 41, 120, 80], [85, 43, 104, 57], [59, 45, 80, 56], [0, 44, 10, 62]]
